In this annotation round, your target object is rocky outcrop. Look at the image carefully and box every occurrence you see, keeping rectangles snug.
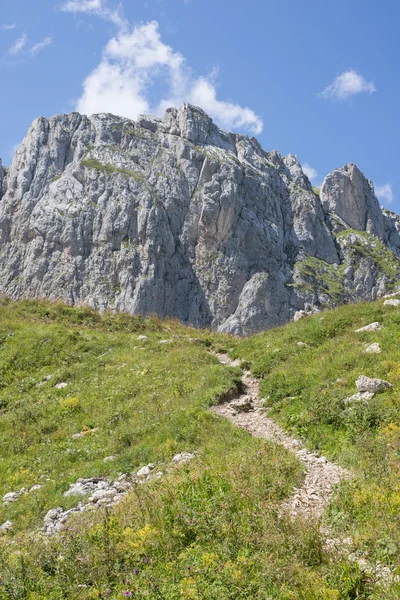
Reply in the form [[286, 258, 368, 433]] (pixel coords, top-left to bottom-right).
[[321, 164, 385, 239], [0, 104, 399, 334]]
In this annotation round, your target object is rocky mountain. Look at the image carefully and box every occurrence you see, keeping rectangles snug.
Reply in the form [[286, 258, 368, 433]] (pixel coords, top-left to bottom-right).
[[0, 104, 400, 334]]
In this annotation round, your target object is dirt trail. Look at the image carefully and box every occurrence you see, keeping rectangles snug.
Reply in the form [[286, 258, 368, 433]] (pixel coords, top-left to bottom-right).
[[212, 353, 350, 520]]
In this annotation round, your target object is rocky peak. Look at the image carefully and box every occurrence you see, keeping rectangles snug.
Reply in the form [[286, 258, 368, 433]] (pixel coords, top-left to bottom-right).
[[320, 163, 384, 239], [0, 105, 399, 334]]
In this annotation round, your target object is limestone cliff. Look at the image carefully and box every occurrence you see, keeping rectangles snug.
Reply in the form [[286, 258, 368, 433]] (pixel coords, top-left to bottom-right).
[[0, 104, 399, 334]]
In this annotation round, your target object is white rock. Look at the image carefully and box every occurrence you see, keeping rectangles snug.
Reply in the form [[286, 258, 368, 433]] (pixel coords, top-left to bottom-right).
[[364, 343, 381, 354], [89, 488, 116, 503], [64, 478, 109, 497], [2, 488, 26, 504], [383, 299, 400, 306], [293, 310, 310, 322], [103, 455, 116, 462], [159, 339, 172, 344], [29, 484, 42, 492], [55, 382, 68, 389], [356, 375, 392, 394], [172, 452, 195, 464], [355, 322, 382, 332], [344, 392, 375, 404], [230, 395, 254, 413], [0, 520, 13, 532], [137, 335, 148, 341], [297, 342, 309, 348], [44, 507, 64, 523], [136, 465, 153, 478]]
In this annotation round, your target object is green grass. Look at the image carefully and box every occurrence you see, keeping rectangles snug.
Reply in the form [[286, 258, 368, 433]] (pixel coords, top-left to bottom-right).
[[0, 299, 399, 598], [81, 157, 145, 182], [295, 256, 345, 303], [312, 186, 321, 196], [295, 231, 400, 303], [337, 230, 400, 281], [231, 300, 400, 585]]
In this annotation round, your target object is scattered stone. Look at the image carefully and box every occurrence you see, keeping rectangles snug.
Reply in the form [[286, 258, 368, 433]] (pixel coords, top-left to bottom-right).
[[42, 453, 196, 535], [55, 382, 68, 389], [103, 455, 116, 462], [382, 291, 400, 299], [230, 395, 254, 413], [71, 427, 99, 439], [136, 465, 153, 478], [137, 335, 148, 341], [172, 452, 195, 464], [297, 342, 309, 348], [0, 520, 13, 533], [88, 488, 116, 503], [344, 392, 375, 404], [383, 299, 400, 306], [293, 310, 310, 322], [364, 342, 381, 354], [355, 322, 382, 332], [356, 375, 392, 394], [159, 339, 172, 344], [29, 484, 42, 492], [64, 478, 109, 498], [3, 488, 26, 504]]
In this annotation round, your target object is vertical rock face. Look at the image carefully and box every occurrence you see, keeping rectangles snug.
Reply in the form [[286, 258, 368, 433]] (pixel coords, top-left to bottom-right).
[[0, 104, 399, 334], [320, 163, 384, 238], [0, 159, 5, 199]]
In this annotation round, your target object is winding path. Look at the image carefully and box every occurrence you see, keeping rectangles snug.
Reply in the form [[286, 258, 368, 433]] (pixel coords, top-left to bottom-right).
[[212, 353, 350, 520]]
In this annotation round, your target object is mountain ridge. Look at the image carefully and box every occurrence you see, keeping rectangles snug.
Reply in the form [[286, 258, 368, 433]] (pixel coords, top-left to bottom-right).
[[1, 104, 400, 334]]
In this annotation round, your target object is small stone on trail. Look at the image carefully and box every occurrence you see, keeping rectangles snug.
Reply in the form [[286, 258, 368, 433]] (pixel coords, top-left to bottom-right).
[[230, 395, 254, 413]]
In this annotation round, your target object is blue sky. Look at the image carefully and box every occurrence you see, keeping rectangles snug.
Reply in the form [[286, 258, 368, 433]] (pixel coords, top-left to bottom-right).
[[0, 0, 398, 210]]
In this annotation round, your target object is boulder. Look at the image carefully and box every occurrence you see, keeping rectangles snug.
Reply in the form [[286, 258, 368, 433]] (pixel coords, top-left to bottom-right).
[[356, 375, 392, 394]]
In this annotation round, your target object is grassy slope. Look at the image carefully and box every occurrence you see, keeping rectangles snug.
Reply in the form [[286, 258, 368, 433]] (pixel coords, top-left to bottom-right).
[[0, 299, 399, 598], [231, 300, 400, 579]]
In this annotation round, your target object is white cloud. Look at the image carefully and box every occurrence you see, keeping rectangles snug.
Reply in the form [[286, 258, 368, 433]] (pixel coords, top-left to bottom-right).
[[61, 0, 125, 27], [302, 162, 318, 181], [1, 24, 17, 31], [319, 70, 376, 101], [9, 33, 27, 55], [70, 11, 263, 135], [189, 78, 262, 134], [375, 183, 394, 205], [29, 36, 52, 56]]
